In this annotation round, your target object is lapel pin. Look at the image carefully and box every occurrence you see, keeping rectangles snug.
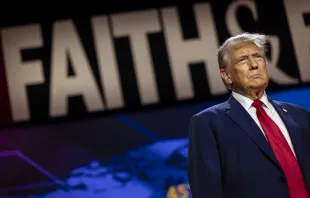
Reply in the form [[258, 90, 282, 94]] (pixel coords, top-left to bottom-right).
[[282, 108, 287, 112]]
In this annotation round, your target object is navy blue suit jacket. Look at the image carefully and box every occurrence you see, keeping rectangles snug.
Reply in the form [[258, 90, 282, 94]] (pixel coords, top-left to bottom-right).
[[188, 95, 310, 198]]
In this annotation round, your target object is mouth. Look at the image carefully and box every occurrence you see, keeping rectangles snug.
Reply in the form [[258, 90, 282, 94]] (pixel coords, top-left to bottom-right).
[[250, 74, 263, 79]]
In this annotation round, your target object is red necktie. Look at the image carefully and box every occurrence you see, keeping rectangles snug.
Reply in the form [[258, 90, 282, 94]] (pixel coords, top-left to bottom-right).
[[252, 99, 308, 198]]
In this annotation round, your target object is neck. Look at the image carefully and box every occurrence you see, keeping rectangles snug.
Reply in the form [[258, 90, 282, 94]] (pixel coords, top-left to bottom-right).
[[232, 88, 265, 100]]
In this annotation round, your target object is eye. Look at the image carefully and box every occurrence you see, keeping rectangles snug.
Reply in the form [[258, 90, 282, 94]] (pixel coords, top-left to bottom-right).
[[238, 57, 247, 63], [254, 54, 263, 59]]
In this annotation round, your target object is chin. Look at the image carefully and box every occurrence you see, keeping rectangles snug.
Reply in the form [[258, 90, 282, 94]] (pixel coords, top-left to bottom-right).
[[251, 82, 268, 89]]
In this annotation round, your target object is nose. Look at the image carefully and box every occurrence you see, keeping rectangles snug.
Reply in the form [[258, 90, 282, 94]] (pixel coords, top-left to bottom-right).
[[248, 56, 258, 69]]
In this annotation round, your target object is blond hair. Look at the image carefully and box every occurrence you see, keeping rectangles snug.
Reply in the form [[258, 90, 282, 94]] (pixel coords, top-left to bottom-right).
[[217, 32, 268, 69]]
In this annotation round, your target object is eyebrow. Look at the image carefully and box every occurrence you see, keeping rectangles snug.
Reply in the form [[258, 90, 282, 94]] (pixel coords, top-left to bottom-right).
[[237, 52, 263, 58]]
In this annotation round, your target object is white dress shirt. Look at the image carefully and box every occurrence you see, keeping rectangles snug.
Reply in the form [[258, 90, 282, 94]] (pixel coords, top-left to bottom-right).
[[232, 91, 296, 156]]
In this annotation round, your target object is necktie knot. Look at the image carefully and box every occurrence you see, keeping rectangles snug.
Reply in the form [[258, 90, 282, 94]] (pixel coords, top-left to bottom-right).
[[252, 99, 264, 109]]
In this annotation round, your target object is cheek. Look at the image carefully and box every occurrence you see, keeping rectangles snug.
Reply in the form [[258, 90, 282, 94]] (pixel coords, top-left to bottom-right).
[[230, 68, 248, 82], [234, 73, 248, 84], [260, 63, 268, 71], [261, 68, 268, 77]]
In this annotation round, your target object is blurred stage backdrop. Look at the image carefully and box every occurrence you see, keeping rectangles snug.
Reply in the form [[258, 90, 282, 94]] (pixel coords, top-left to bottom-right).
[[0, 0, 309, 197]]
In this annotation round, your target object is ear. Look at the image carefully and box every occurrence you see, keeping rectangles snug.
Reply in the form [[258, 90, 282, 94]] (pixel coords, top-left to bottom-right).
[[220, 68, 232, 85]]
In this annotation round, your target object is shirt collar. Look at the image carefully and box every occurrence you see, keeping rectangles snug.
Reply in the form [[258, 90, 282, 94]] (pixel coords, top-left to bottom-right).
[[232, 91, 270, 110]]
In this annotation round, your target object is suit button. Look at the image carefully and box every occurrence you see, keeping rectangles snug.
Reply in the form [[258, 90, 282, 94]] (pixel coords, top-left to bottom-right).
[[279, 176, 286, 182]]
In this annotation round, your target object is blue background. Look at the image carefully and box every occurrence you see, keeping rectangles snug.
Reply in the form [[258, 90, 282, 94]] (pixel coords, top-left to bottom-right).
[[1, 87, 309, 198]]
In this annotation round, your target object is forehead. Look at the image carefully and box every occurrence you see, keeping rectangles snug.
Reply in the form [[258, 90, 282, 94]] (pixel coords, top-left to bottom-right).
[[232, 42, 262, 57]]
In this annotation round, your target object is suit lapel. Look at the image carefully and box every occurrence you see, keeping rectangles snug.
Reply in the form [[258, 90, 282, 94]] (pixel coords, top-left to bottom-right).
[[225, 96, 281, 168], [270, 99, 309, 174]]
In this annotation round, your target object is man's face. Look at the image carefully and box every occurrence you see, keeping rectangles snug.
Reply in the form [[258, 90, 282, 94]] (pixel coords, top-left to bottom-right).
[[222, 42, 269, 93]]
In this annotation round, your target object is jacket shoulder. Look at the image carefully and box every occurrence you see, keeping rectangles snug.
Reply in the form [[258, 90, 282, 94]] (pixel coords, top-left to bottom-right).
[[272, 100, 310, 124], [273, 100, 309, 114], [193, 101, 227, 119]]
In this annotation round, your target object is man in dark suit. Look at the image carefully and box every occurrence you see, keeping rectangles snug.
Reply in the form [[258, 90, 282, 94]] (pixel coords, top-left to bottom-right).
[[187, 32, 310, 198]]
